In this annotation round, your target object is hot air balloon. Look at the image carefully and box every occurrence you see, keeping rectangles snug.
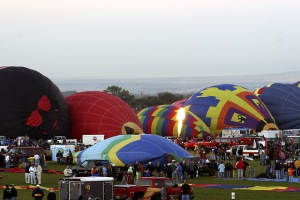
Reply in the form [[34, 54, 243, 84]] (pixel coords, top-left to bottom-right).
[[254, 83, 300, 130], [137, 105, 210, 139], [0, 66, 70, 139], [65, 91, 143, 140], [294, 81, 300, 88], [73, 134, 192, 166], [183, 84, 278, 135], [172, 99, 187, 107]]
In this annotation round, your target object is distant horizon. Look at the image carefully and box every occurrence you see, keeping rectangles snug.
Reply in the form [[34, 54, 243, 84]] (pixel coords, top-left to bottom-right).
[[53, 71, 300, 95], [51, 70, 300, 81]]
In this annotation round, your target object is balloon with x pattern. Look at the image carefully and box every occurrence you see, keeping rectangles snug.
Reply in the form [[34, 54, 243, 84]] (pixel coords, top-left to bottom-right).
[[184, 84, 278, 135]]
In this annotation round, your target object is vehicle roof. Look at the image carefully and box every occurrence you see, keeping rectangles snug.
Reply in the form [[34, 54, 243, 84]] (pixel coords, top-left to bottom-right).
[[61, 177, 114, 182], [10, 147, 44, 149], [138, 177, 169, 180]]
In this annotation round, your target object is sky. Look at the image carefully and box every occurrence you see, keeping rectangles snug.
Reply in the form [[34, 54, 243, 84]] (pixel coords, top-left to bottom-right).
[[1, 0, 300, 79]]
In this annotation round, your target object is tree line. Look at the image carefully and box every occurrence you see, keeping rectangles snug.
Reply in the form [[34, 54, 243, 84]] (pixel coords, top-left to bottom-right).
[[62, 85, 191, 112]]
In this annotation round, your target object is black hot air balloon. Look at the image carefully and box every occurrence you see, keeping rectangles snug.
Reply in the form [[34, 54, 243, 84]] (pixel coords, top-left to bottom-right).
[[0, 66, 70, 140]]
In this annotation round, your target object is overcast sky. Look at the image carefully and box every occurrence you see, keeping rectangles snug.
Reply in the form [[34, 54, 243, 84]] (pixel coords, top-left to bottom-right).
[[1, 0, 299, 79]]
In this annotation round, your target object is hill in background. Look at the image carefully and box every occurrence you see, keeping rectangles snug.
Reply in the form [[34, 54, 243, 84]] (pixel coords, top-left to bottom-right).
[[53, 71, 300, 95]]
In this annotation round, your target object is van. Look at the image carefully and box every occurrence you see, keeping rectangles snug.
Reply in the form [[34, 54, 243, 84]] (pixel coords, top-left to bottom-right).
[[9, 147, 45, 157]]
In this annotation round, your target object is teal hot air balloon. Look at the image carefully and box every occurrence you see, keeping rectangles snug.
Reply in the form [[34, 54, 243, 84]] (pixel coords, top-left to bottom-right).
[[73, 134, 193, 167]]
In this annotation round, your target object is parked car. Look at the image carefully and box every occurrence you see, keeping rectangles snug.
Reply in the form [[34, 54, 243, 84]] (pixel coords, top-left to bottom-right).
[[72, 159, 126, 180]]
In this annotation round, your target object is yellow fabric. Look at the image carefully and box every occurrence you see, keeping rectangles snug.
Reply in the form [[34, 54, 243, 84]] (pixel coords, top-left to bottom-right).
[[142, 187, 161, 200], [236, 186, 287, 191]]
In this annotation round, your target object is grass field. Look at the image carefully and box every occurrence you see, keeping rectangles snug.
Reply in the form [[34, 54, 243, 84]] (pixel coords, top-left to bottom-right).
[[1, 159, 300, 200]]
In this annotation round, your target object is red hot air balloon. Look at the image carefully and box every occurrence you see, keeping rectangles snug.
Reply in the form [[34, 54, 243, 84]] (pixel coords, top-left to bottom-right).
[[66, 91, 143, 140]]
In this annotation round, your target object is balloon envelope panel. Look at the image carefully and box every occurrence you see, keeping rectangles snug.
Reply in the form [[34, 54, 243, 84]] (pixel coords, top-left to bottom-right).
[[184, 84, 278, 135], [66, 91, 143, 140], [137, 105, 210, 138], [74, 134, 192, 166], [254, 83, 300, 130], [0, 66, 70, 139]]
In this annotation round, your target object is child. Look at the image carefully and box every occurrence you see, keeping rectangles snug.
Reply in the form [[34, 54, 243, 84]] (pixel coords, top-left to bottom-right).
[[288, 167, 295, 183]]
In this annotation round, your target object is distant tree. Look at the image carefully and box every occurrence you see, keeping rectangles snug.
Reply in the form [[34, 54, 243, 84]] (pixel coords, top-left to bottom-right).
[[61, 90, 77, 97], [103, 85, 134, 102]]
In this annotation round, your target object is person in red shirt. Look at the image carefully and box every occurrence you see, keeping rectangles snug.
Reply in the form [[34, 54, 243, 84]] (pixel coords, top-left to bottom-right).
[[235, 158, 245, 179]]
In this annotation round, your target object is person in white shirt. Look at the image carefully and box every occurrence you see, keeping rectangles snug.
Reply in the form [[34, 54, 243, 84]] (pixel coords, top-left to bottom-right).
[[5, 153, 10, 169], [29, 163, 37, 184], [36, 164, 42, 185], [34, 153, 40, 165], [102, 165, 107, 177], [64, 165, 72, 177]]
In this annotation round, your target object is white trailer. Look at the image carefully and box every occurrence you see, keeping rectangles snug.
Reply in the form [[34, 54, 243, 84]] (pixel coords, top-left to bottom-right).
[[258, 130, 283, 139], [82, 135, 105, 146], [59, 177, 114, 200], [221, 128, 254, 138]]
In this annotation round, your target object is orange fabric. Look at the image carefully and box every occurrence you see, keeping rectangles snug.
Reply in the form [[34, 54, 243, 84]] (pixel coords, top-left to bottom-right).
[[294, 160, 300, 169], [288, 168, 295, 176]]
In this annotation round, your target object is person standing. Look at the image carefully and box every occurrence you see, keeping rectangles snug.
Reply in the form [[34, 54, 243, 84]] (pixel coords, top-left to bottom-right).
[[242, 159, 249, 178], [102, 164, 108, 177], [180, 180, 191, 200], [288, 166, 295, 183], [40, 153, 45, 168], [67, 150, 73, 165], [47, 188, 56, 200], [10, 184, 17, 200], [32, 185, 44, 200], [171, 160, 176, 181], [225, 160, 233, 178], [176, 162, 182, 183], [3, 184, 12, 200], [56, 151, 63, 165], [218, 161, 225, 178], [25, 162, 31, 184], [63, 166, 72, 177], [29, 163, 37, 185], [188, 161, 195, 179], [166, 163, 172, 179], [155, 162, 162, 177], [34, 153, 40, 166], [36, 164, 42, 185], [235, 158, 245, 179], [5, 153, 10, 170], [275, 160, 281, 180], [22, 153, 28, 169]]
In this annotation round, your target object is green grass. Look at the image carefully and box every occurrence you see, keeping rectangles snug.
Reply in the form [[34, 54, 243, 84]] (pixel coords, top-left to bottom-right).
[[1, 160, 299, 200]]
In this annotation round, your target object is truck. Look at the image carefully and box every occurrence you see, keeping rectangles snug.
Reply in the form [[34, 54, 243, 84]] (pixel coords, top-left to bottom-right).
[[82, 135, 105, 146], [59, 177, 114, 200], [226, 145, 263, 158], [47, 136, 77, 145], [258, 130, 283, 139], [72, 159, 125, 181], [114, 177, 193, 200], [221, 127, 254, 138]]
